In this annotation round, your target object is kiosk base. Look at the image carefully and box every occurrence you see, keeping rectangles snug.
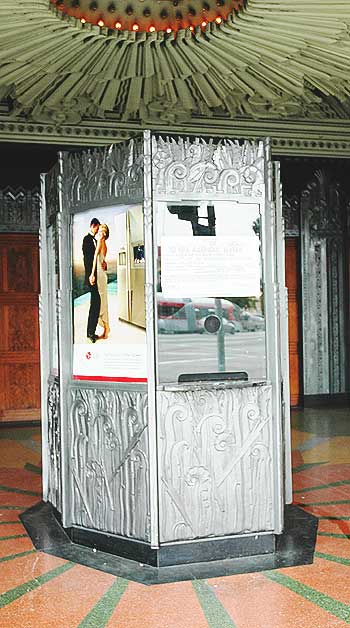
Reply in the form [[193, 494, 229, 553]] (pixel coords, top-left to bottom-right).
[[21, 501, 318, 585]]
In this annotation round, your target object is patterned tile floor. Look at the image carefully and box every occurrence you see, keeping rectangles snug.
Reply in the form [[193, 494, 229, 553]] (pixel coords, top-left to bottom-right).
[[0, 408, 349, 628]]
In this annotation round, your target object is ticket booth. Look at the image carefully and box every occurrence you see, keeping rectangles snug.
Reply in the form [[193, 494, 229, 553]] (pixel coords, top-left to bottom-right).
[[32, 132, 297, 572]]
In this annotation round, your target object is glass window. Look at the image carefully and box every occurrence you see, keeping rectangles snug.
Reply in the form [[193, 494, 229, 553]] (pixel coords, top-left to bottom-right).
[[156, 200, 266, 384]]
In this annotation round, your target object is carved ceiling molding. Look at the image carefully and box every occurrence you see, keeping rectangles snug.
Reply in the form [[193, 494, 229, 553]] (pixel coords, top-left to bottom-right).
[[1, 1, 350, 123], [2, 115, 350, 157]]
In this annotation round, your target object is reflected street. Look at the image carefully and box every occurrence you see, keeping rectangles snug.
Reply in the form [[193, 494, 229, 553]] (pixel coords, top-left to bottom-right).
[[158, 331, 266, 383]]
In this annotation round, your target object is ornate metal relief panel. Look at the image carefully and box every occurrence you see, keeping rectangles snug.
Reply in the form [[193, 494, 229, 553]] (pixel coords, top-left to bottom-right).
[[158, 384, 274, 543], [61, 138, 144, 211], [47, 376, 61, 511], [327, 238, 346, 394], [45, 164, 60, 227], [0, 187, 40, 233], [151, 136, 265, 197], [282, 195, 300, 237], [69, 387, 150, 541], [301, 169, 346, 395], [305, 171, 343, 239]]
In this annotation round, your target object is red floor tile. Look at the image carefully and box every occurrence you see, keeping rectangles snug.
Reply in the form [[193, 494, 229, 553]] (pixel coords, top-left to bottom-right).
[[106, 580, 208, 628], [0, 536, 33, 559], [280, 557, 350, 604], [0, 563, 116, 628], [210, 572, 349, 628]]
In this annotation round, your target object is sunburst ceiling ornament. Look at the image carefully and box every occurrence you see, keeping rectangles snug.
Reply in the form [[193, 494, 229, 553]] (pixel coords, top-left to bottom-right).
[[1, 0, 350, 125], [50, 0, 244, 32]]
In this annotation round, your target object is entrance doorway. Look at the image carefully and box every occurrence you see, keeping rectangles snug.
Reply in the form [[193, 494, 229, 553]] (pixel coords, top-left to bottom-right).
[[0, 145, 59, 424], [0, 233, 41, 421], [282, 159, 350, 408]]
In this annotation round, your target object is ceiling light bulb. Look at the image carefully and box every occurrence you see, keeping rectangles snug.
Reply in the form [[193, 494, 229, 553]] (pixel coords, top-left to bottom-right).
[[201, 20, 207, 26], [115, 21, 122, 28], [189, 25, 194, 31], [215, 16, 222, 23], [132, 23, 139, 30], [149, 25, 156, 32], [80, 17, 86, 23], [166, 27, 172, 33], [97, 19, 105, 26]]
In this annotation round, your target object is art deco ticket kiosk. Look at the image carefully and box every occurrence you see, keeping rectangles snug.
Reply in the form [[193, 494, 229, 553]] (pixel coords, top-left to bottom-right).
[[28, 132, 307, 577]]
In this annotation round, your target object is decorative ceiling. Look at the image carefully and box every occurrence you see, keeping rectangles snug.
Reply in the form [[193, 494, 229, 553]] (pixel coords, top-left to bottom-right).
[[1, 0, 350, 125], [50, 0, 244, 32]]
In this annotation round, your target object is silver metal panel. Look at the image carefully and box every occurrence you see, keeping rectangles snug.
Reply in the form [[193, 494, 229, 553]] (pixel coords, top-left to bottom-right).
[[56, 153, 72, 527], [274, 162, 292, 505], [68, 385, 151, 541], [39, 174, 50, 501], [57, 138, 148, 529], [152, 135, 265, 199], [143, 130, 160, 548], [262, 145, 283, 533], [151, 134, 285, 537], [41, 133, 287, 547], [61, 138, 144, 212], [158, 383, 274, 542], [41, 169, 62, 505], [47, 375, 62, 511], [0, 187, 40, 233]]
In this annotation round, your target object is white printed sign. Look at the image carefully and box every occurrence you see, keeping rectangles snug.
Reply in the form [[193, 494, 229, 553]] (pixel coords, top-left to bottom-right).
[[161, 236, 261, 297], [73, 344, 147, 382]]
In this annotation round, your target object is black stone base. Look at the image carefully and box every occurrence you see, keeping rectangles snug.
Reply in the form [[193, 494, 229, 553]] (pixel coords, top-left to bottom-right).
[[68, 525, 275, 568], [20, 501, 318, 585]]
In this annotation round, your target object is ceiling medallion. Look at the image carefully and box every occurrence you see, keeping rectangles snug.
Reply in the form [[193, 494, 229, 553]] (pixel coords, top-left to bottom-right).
[[50, 0, 245, 33]]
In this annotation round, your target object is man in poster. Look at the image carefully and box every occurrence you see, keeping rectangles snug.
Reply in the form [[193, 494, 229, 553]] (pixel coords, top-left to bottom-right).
[[82, 217, 105, 343]]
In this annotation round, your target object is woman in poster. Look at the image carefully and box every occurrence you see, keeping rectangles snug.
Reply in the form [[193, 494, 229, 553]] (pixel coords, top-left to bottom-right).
[[89, 223, 110, 339]]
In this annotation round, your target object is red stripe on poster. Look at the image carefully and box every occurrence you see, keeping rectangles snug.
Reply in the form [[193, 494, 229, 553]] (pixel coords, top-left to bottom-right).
[[73, 375, 148, 382]]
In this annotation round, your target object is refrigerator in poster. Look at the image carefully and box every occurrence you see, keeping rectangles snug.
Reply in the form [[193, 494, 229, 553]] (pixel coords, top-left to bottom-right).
[[72, 204, 147, 382]]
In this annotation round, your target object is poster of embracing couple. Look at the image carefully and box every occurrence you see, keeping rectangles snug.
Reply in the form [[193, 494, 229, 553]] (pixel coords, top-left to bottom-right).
[[72, 204, 147, 382]]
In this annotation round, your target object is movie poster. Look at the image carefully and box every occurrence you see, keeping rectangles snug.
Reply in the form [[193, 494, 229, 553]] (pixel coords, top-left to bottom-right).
[[72, 204, 147, 382]]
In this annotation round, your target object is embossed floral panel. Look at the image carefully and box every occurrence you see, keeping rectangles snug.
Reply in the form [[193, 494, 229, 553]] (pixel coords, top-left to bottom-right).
[[158, 384, 274, 542], [47, 377, 61, 511], [69, 387, 150, 540]]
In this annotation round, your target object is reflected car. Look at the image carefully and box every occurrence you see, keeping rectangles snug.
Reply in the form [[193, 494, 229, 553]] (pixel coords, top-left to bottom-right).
[[158, 303, 203, 334], [240, 312, 265, 331]]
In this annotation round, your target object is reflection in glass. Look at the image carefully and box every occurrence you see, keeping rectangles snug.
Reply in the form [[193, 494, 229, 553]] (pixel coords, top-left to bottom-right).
[[156, 201, 266, 384]]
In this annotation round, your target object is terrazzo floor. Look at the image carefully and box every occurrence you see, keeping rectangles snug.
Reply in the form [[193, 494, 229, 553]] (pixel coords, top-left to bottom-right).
[[0, 406, 349, 628]]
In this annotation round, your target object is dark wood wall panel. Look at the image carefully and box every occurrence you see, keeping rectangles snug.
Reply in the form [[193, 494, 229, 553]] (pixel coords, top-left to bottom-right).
[[0, 234, 41, 421], [285, 238, 301, 407]]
